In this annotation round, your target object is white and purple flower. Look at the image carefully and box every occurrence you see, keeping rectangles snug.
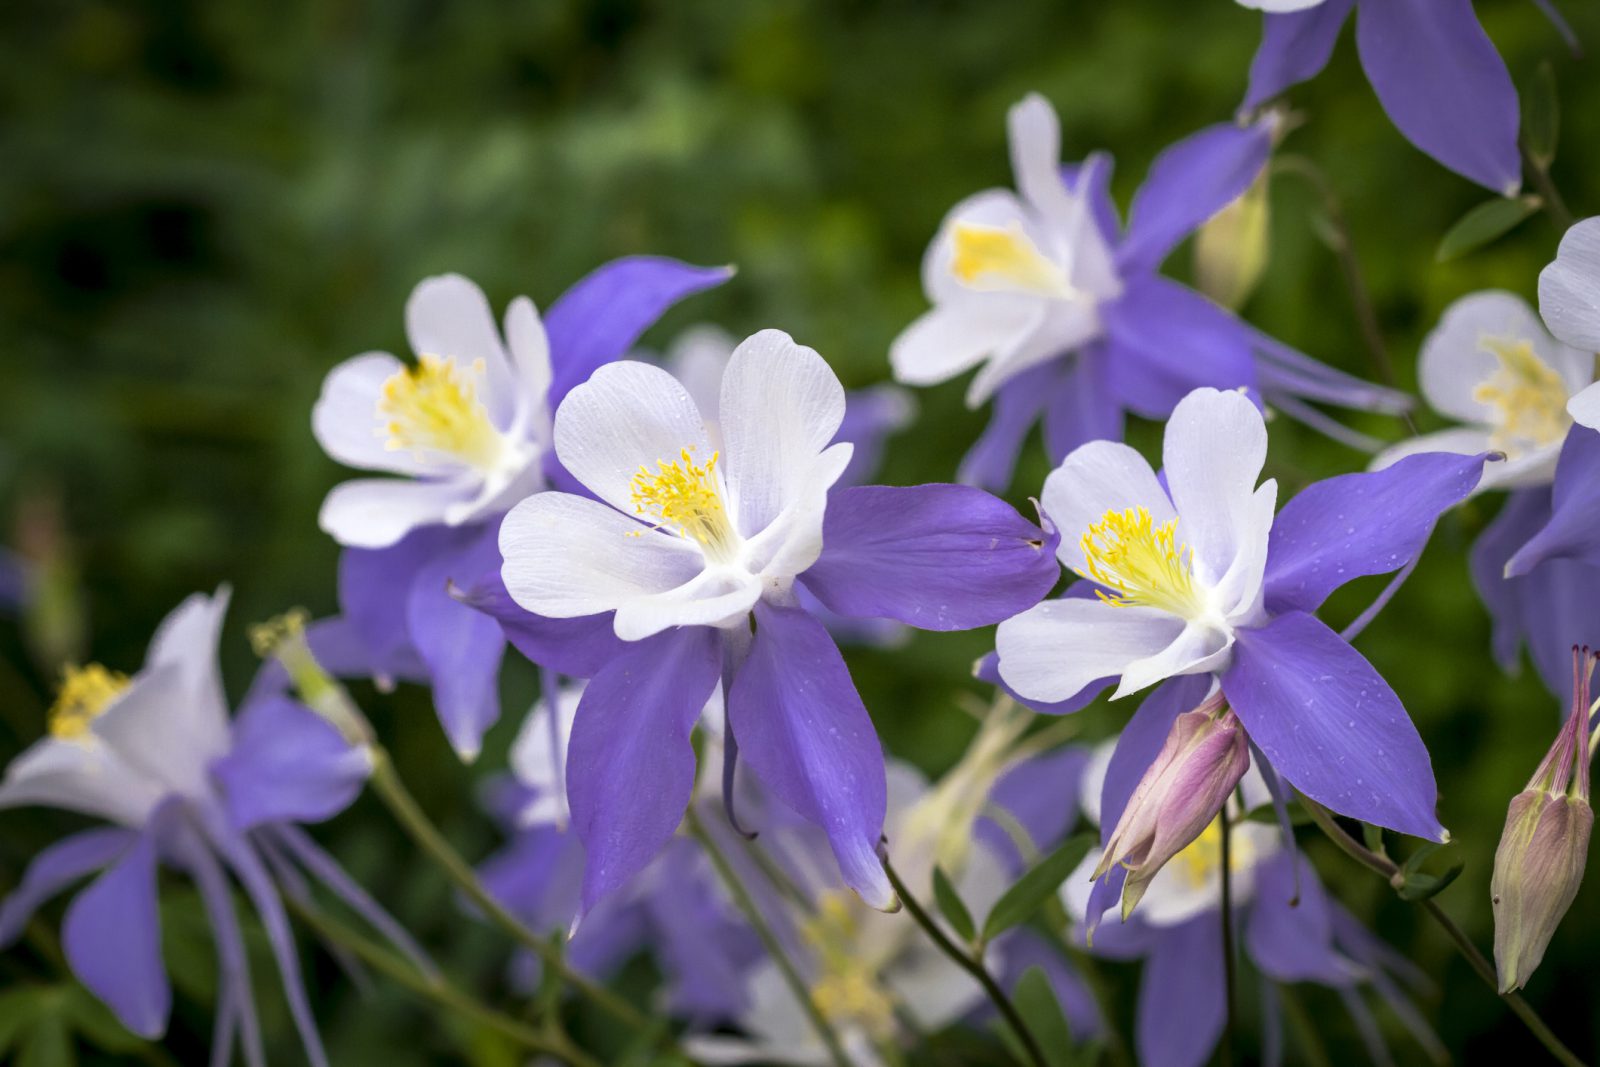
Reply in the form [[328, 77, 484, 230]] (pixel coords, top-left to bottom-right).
[[889, 93, 1407, 489], [497, 329, 1059, 913]]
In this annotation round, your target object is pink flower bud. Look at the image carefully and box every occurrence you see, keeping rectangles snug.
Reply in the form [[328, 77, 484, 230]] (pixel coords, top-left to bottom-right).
[[1491, 647, 1594, 992], [1093, 698, 1250, 919]]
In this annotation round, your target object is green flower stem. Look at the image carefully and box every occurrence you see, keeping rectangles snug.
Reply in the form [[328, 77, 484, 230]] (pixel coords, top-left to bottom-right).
[[1523, 146, 1576, 231], [1298, 795, 1587, 1067], [1218, 803, 1238, 1067], [880, 855, 1049, 1067]]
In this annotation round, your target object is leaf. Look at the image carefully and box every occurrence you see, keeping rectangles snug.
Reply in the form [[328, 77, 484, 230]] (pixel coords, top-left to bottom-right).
[[1012, 966, 1074, 1067], [1397, 859, 1465, 902], [1361, 822, 1386, 857], [981, 834, 1094, 943], [1435, 196, 1542, 262], [63, 987, 146, 1054], [1523, 60, 1559, 168], [15, 1015, 74, 1067], [0, 987, 50, 1057], [932, 866, 976, 944]]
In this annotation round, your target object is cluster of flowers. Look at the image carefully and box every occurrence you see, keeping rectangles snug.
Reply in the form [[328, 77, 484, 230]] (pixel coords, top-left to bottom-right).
[[2, 3, 1596, 1065]]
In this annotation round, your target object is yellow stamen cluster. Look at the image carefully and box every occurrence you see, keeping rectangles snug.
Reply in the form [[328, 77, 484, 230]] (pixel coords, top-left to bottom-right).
[[1078, 506, 1203, 616], [629, 447, 736, 556], [802, 892, 897, 1038], [377, 355, 504, 469], [1474, 336, 1571, 453], [48, 663, 129, 740], [1171, 816, 1256, 891], [950, 221, 1074, 299]]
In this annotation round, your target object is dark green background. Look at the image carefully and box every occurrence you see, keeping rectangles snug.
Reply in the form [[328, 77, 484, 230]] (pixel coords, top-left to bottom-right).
[[1, 0, 1597, 1063]]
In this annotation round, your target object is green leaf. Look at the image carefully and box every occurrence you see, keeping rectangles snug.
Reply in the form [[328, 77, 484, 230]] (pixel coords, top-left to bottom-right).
[[0, 987, 50, 1057], [1012, 966, 1074, 1067], [1361, 822, 1386, 856], [1435, 196, 1542, 262], [63, 987, 145, 1054], [981, 834, 1094, 943], [15, 1015, 74, 1067], [1524, 60, 1560, 168], [1397, 859, 1465, 902], [932, 866, 976, 944]]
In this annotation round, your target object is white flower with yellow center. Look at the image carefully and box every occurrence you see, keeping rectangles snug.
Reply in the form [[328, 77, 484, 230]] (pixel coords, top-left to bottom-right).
[[997, 388, 1276, 702], [890, 93, 1122, 406], [1372, 291, 1590, 490], [1540, 217, 1600, 433], [498, 329, 854, 642], [313, 274, 549, 549]]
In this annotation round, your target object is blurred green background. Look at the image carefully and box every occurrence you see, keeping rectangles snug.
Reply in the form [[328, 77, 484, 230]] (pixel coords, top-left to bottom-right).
[[1, 0, 1598, 1063]]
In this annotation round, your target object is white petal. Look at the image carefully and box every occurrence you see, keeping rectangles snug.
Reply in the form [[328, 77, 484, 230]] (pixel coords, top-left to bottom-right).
[[889, 300, 1041, 391], [1041, 441, 1174, 575], [1370, 426, 1497, 471], [920, 189, 1033, 304], [612, 566, 762, 641], [405, 274, 516, 427], [1569, 381, 1600, 430], [743, 443, 854, 581], [665, 325, 738, 436], [552, 360, 713, 515], [498, 491, 704, 620], [889, 942, 983, 1029], [720, 330, 846, 535], [1236, 0, 1326, 9], [312, 353, 433, 475], [503, 296, 553, 434], [1007, 94, 1078, 235], [1162, 388, 1269, 589], [1211, 480, 1277, 621], [1420, 292, 1578, 423], [1111, 619, 1234, 699], [91, 661, 214, 798], [318, 476, 474, 549], [1539, 218, 1600, 352], [996, 598, 1185, 703], [509, 684, 581, 826], [141, 589, 233, 769], [965, 299, 1097, 406], [0, 738, 160, 826]]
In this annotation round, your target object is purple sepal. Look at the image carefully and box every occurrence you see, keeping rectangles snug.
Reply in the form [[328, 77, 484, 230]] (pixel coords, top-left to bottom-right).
[[1224, 612, 1444, 841], [62, 822, 170, 1039], [1117, 121, 1271, 274], [960, 362, 1059, 491], [1137, 909, 1226, 1067], [212, 695, 370, 830], [1043, 348, 1124, 465], [802, 484, 1060, 631], [0, 828, 135, 947], [836, 385, 913, 488], [1061, 152, 1121, 247], [568, 626, 722, 914], [644, 838, 763, 1025], [1247, 852, 1347, 983], [978, 747, 1092, 874], [1263, 450, 1489, 615], [453, 571, 628, 677], [1249, 325, 1413, 414], [1507, 426, 1600, 575], [1243, 0, 1355, 110], [731, 601, 891, 908], [992, 929, 1103, 1039], [479, 826, 585, 934], [1101, 278, 1258, 418]]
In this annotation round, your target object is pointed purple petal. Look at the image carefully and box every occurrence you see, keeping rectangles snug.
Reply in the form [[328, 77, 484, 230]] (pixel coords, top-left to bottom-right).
[[62, 827, 169, 1039], [478, 826, 585, 932], [959, 361, 1056, 491], [212, 696, 370, 829], [801, 484, 1059, 630], [1223, 612, 1444, 840], [1355, 0, 1521, 194], [1043, 348, 1125, 464], [1246, 853, 1346, 983], [1249, 327, 1413, 414], [1510, 556, 1600, 702], [1470, 488, 1552, 674], [1137, 910, 1226, 1067], [568, 626, 722, 913], [978, 747, 1092, 873], [1263, 450, 1489, 614], [644, 838, 761, 1024], [453, 571, 628, 677], [405, 526, 506, 758], [546, 257, 734, 407], [731, 601, 890, 908], [1507, 426, 1600, 574], [1117, 122, 1271, 274], [337, 531, 444, 681], [1100, 278, 1258, 418], [183, 825, 265, 1067], [1243, 0, 1355, 110], [1061, 151, 1121, 247], [0, 828, 134, 946], [836, 385, 913, 488]]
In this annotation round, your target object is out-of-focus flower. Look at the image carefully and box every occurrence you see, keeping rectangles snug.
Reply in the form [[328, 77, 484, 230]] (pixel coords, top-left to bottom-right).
[[311, 259, 729, 758], [997, 387, 1492, 849], [498, 329, 1059, 914], [0, 592, 420, 1067], [1239, 0, 1521, 194], [1492, 648, 1594, 992], [889, 93, 1406, 490], [1193, 172, 1271, 310], [1063, 740, 1443, 1067]]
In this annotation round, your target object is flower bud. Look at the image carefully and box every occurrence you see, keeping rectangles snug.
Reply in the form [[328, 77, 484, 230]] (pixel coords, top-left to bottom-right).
[[1491, 647, 1594, 992], [1193, 172, 1270, 311], [1093, 698, 1250, 919]]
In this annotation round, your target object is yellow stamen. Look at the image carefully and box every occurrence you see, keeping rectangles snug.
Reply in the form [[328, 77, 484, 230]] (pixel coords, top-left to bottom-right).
[[950, 221, 1075, 299], [801, 891, 897, 1038], [377, 355, 505, 470], [1170, 816, 1256, 890], [1473, 336, 1571, 453], [1078, 506, 1203, 616], [49, 663, 129, 739], [628, 447, 737, 558]]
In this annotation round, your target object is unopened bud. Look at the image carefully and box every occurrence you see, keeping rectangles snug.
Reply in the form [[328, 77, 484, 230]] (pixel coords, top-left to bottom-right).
[[1491, 647, 1594, 992], [1093, 698, 1250, 919], [1194, 171, 1270, 310]]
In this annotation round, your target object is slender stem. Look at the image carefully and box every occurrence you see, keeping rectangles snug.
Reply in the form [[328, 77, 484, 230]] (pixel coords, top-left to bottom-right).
[[287, 897, 602, 1067], [1276, 983, 1333, 1067], [364, 747, 655, 1038], [1298, 796, 1588, 1067], [685, 807, 853, 1067], [1524, 147, 1576, 231], [880, 857, 1049, 1067], [1218, 805, 1238, 1067]]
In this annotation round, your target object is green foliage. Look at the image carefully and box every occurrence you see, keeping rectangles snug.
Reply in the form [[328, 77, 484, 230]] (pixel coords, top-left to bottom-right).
[[933, 865, 977, 944], [1435, 195, 1543, 262], [981, 834, 1094, 945]]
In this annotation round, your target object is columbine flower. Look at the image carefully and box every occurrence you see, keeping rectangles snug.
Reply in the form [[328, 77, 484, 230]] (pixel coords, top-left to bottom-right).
[[1492, 648, 1594, 992], [0, 593, 420, 1067], [498, 329, 1059, 913], [311, 258, 729, 758], [1239, 0, 1520, 193], [889, 93, 1406, 489], [997, 387, 1493, 842], [1061, 738, 1442, 1067]]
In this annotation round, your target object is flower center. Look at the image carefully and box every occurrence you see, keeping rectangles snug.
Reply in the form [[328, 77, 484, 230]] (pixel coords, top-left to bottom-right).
[[377, 355, 507, 470], [1171, 816, 1255, 891], [802, 892, 897, 1038], [1472, 336, 1571, 453], [49, 663, 129, 740], [629, 447, 738, 560], [1078, 506, 1204, 616], [950, 221, 1076, 299]]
